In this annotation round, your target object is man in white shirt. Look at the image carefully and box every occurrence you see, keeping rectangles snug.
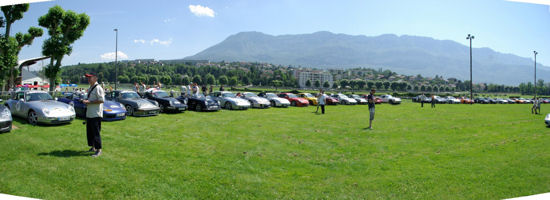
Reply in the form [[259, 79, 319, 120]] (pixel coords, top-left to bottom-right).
[[82, 72, 105, 157], [316, 90, 326, 114]]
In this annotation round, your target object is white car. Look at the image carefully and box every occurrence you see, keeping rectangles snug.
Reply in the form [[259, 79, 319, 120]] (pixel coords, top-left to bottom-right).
[[546, 114, 550, 127], [241, 92, 271, 108], [445, 96, 460, 104], [380, 95, 401, 104], [332, 94, 357, 105], [348, 94, 368, 104], [210, 91, 251, 110], [259, 93, 290, 107]]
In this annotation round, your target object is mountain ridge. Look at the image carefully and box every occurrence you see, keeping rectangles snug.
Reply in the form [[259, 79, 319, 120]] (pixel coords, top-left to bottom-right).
[[185, 31, 548, 85]]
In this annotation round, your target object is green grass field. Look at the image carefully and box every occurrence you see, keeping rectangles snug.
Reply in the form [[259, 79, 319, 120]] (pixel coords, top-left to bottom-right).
[[0, 101, 549, 199]]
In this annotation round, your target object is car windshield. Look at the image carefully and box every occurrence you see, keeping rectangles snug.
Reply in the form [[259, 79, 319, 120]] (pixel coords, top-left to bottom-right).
[[304, 93, 314, 98], [244, 93, 258, 98], [351, 95, 360, 98], [154, 91, 170, 98], [222, 93, 236, 98], [121, 92, 141, 99], [193, 94, 206, 99], [266, 93, 277, 98], [287, 94, 298, 98], [386, 95, 393, 98], [26, 93, 53, 101]]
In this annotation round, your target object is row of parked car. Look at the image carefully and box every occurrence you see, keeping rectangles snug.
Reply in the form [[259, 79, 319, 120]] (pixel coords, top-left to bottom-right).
[[412, 95, 546, 104], [0, 90, 404, 131]]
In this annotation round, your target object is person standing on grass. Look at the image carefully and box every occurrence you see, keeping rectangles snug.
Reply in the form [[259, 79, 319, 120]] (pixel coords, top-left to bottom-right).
[[316, 90, 326, 114], [219, 85, 225, 91], [532, 98, 540, 114], [82, 72, 105, 157], [367, 89, 376, 129], [431, 95, 436, 108], [421, 93, 425, 108]]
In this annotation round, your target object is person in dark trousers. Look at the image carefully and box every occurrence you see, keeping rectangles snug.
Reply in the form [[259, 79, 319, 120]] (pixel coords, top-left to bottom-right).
[[367, 89, 376, 129], [421, 93, 425, 108], [209, 85, 213, 94], [201, 85, 207, 95], [83, 72, 105, 157], [431, 95, 436, 108], [316, 89, 326, 114], [219, 85, 225, 91]]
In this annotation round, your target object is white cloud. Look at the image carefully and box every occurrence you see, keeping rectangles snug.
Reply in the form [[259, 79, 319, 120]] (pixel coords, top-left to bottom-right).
[[189, 5, 215, 17], [100, 51, 128, 60], [150, 38, 173, 46], [133, 38, 173, 46], [133, 39, 146, 44], [506, 0, 550, 11]]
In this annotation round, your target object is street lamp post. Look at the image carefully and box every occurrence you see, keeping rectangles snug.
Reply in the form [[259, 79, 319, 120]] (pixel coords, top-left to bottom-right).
[[534, 51, 538, 100], [114, 28, 118, 90], [467, 34, 474, 104]]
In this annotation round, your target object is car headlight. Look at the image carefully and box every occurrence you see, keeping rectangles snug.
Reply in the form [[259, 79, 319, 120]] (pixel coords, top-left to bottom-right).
[[173, 101, 180, 105], [1, 108, 10, 118], [119, 103, 125, 107], [68, 106, 74, 112], [43, 108, 50, 115]]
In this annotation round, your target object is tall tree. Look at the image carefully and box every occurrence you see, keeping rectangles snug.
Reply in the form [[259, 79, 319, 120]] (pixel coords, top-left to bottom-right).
[[218, 75, 228, 85], [323, 81, 330, 88], [305, 79, 311, 87], [314, 80, 320, 88], [39, 5, 89, 91], [1, 4, 43, 88]]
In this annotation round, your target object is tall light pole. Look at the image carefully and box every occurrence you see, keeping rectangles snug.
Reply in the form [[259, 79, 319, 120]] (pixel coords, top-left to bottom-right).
[[114, 28, 118, 90], [534, 51, 538, 100], [467, 34, 474, 104]]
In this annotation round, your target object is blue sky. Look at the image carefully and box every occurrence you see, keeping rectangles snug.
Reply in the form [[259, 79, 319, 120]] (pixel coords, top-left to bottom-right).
[[7, 0, 550, 69]]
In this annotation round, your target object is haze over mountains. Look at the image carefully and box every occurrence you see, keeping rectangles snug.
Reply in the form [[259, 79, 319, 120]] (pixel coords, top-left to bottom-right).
[[185, 31, 548, 85]]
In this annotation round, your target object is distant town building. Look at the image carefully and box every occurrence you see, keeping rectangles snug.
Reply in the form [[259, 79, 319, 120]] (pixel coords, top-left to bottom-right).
[[295, 70, 333, 88]]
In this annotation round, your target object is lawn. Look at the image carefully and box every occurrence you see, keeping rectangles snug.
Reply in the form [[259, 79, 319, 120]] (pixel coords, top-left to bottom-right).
[[0, 101, 549, 199]]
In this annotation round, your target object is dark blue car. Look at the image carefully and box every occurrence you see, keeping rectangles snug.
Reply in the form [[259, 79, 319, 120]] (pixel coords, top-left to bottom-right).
[[58, 92, 127, 121]]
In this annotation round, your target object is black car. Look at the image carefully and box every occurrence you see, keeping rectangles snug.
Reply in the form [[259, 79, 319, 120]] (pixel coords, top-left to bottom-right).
[[177, 94, 220, 112], [106, 90, 160, 117], [144, 89, 187, 113]]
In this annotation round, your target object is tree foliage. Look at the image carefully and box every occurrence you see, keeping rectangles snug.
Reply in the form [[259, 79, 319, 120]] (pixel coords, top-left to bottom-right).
[[0, 4, 43, 87], [39, 5, 89, 91]]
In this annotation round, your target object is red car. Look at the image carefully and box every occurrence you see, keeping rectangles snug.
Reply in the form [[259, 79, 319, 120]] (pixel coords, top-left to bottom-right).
[[278, 93, 309, 107], [325, 96, 339, 105]]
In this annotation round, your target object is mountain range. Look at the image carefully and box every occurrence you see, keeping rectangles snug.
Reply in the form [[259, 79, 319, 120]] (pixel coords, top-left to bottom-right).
[[185, 31, 548, 85]]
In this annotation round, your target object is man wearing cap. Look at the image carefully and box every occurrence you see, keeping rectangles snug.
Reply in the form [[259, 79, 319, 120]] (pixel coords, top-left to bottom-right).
[[82, 72, 105, 157]]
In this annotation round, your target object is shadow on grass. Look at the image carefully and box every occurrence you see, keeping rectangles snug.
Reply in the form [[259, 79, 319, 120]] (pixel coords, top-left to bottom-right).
[[38, 150, 91, 157]]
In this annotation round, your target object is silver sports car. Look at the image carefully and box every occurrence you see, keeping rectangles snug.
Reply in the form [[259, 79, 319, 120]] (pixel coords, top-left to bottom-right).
[[259, 93, 290, 107], [6, 91, 75, 125], [241, 92, 270, 108], [210, 91, 251, 110]]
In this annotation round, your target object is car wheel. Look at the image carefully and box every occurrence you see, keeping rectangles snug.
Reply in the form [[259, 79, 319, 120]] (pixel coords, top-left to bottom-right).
[[271, 100, 276, 107], [197, 104, 204, 112], [225, 102, 232, 110], [291, 101, 296, 106], [160, 104, 166, 112], [126, 105, 134, 116], [27, 110, 38, 125]]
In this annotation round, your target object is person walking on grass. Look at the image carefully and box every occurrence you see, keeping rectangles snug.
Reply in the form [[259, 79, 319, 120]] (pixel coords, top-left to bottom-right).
[[431, 95, 436, 108], [537, 98, 541, 114], [367, 89, 376, 129], [532, 98, 540, 114], [82, 72, 105, 157], [421, 93, 425, 108], [316, 89, 326, 114]]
